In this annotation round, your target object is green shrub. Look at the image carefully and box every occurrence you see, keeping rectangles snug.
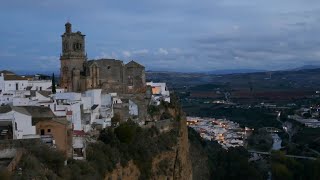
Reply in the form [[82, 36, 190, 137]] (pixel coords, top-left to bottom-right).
[[148, 105, 160, 116]]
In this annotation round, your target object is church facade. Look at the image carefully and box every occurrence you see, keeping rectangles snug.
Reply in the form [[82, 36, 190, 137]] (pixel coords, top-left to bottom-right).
[[60, 22, 146, 94]]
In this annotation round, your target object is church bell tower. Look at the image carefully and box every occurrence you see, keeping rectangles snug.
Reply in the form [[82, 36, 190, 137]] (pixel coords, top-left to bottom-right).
[[60, 22, 87, 92]]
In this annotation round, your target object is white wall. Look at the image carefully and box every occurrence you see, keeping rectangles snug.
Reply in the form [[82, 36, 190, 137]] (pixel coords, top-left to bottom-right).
[[55, 92, 82, 102], [73, 136, 84, 148], [113, 97, 122, 104], [0, 74, 5, 92], [85, 89, 102, 106], [146, 82, 170, 96], [81, 97, 92, 111], [28, 80, 52, 91], [101, 94, 112, 107], [54, 88, 65, 93], [35, 92, 51, 102], [13, 98, 30, 106], [5, 80, 29, 91], [69, 103, 82, 131], [12, 111, 35, 139], [129, 100, 138, 116], [0, 94, 14, 105]]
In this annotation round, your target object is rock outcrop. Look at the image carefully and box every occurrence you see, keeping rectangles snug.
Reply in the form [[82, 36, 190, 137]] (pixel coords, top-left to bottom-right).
[[104, 161, 140, 180], [105, 108, 192, 180]]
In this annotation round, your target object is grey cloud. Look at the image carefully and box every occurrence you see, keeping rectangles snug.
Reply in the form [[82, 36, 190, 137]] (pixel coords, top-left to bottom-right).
[[2, 0, 320, 72]]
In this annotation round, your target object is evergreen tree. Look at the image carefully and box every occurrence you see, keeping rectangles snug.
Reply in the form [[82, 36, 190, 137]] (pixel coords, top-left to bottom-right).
[[52, 73, 56, 94]]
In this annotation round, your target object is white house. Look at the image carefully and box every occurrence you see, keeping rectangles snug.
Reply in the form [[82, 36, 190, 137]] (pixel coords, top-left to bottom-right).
[[146, 82, 170, 96], [101, 94, 112, 107], [52, 92, 83, 130], [0, 71, 53, 92], [72, 130, 86, 160], [129, 100, 138, 116], [146, 82, 170, 105], [1, 75, 29, 92], [85, 89, 102, 107], [29, 81, 52, 91], [0, 105, 36, 140]]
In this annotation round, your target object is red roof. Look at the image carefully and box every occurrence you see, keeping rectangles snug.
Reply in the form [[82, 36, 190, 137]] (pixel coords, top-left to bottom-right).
[[73, 130, 86, 136]]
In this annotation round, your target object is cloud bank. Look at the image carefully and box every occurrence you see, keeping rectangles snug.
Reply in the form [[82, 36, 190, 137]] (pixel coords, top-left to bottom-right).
[[0, 0, 320, 72]]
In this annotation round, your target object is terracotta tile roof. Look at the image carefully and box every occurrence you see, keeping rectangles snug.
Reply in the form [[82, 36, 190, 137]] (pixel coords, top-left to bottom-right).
[[73, 130, 86, 136], [0, 70, 15, 75], [22, 106, 55, 119], [0, 105, 30, 116], [3, 75, 28, 81]]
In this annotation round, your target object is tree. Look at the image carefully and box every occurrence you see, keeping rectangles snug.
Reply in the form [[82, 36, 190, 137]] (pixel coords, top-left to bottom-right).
[[52, 73, 56, 94], [111, 112, 121, 126], [114, 121, 138, 143]]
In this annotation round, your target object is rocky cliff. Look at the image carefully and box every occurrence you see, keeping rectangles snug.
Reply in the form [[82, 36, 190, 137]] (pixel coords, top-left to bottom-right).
[[105, 107, 192, 180]]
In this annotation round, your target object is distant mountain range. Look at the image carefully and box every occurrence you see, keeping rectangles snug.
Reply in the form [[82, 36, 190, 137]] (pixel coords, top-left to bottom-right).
[[204, 69, 266, 75], [202, 65, 320, 75], [7, 64, 320, 76], [288, 65, 320, 71]]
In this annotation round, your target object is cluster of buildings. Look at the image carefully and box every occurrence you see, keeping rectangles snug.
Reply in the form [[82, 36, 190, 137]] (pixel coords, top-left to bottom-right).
[[286, 106, 320, 128], [187, 117, 253, 149], [0, 70, 171, 160], [288, 115, 320, 128], [0, 22, 172, 160]]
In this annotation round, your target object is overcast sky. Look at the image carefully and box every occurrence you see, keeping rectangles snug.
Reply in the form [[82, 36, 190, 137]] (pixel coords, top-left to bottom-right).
[[1, 0, 320, 73]]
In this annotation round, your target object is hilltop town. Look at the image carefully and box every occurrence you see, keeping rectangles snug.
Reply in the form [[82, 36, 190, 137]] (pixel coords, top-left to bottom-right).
[[0, 23, 192, 180]]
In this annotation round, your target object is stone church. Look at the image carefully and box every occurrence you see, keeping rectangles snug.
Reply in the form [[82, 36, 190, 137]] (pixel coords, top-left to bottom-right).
[[60, 22, 146, 94]]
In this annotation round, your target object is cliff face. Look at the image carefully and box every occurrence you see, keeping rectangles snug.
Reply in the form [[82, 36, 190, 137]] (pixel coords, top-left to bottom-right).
[[150, 114, 192, 180], [105, 110, 192, 180], [170, 114, 193, 180], [104, 161, 140, 180]]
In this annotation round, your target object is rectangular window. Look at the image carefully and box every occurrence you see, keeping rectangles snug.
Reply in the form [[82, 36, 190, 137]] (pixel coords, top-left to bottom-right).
[[40, 129, 45, 135], [47, 129, 51, 133]]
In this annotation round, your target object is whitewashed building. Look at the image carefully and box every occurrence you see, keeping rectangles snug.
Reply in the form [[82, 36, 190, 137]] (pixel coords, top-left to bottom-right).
[[0, 105, 37, 140], [129, 100, 138, 116], [146, 82, 170, 105]]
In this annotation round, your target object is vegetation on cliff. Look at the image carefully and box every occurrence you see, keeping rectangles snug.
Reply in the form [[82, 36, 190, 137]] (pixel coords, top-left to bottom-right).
[[271, 151, 320, 180], [95, 121, 179, 179], [10, 120, 179, 180], [188, 127, 265, 180], [8, 94, 188, 180]]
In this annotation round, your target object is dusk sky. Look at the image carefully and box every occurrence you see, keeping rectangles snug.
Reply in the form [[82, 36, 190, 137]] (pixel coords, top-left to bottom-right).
[[1, 0, 320, 73]]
